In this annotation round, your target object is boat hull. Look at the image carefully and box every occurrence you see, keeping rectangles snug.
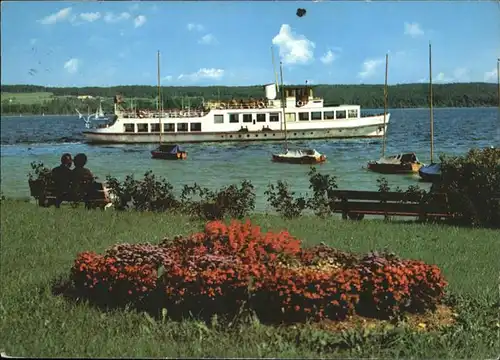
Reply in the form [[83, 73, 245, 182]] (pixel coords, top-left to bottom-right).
[[367, 162, 422, 174], [83, 123, 386, 144], [151, 151, 187, 160], [272, 154, 326, 164]]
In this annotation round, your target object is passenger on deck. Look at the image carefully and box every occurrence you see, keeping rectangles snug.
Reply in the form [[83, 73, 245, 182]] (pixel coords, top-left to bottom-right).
[[51, 153, 73, 205]]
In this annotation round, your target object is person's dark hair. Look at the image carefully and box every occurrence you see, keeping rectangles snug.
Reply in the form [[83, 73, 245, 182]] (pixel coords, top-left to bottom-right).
[[74, 153, 88, 168], [61, 153, 72, 166]]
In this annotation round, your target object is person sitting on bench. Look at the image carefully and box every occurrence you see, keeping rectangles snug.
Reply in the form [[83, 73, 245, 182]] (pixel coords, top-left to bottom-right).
[[51, 153, 73, 207], [71, 153, 96, 200]]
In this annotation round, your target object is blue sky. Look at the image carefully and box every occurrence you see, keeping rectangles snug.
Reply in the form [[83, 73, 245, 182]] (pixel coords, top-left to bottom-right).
[[1, 1, 499, 87]]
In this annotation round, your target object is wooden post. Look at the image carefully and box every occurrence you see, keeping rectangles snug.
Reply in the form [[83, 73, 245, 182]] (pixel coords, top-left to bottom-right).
[[157, 50, 162, 144]]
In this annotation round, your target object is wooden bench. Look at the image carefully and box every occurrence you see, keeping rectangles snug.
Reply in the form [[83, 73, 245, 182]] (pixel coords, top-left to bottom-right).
[[329, 190, 451, 221], [28, 178, 111, 210]]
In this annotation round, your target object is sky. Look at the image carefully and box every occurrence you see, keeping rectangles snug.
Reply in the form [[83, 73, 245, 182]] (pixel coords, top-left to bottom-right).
[[1, 1, 499, 87]]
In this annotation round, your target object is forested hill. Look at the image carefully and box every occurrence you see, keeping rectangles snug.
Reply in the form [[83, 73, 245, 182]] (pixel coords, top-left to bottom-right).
[[1, 82, 498, 115]]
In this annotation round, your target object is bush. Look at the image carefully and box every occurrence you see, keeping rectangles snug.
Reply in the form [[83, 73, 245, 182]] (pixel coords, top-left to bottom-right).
[[106, 171, 179, 212], [433, 147, 500, 227], [179, 180, 255, 220], [67, 219, 448, 324], [265, 181, 307, 219]]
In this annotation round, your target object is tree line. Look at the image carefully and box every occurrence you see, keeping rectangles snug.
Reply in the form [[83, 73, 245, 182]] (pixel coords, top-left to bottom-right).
[[1, 82, 498, 115]]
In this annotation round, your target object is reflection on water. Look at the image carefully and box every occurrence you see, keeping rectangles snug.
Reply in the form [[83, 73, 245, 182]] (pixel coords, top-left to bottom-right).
[[1, 107, 499, 210]]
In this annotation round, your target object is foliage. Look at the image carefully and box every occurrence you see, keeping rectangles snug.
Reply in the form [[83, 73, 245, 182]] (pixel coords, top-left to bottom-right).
[[68, 219, 448, 325], [179, 181, 256, 220], [306, 166, 339, 217], [105, 171, 179, 212], [27, 161, 51, 182], [2, 82, 499, 115], [265, 180, 307, 219], [433, 147, 500, 228]]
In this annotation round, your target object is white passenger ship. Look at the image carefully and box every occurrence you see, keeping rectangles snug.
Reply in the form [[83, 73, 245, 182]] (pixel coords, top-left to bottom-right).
[[82, 84, 390, 144]]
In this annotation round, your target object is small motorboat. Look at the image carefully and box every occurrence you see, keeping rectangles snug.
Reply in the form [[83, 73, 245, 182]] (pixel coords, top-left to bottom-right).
[[419, 162, 441, 182], [367, 152, 423, 174], [272, 149, 326, 164], [151, 144, 187, 160]]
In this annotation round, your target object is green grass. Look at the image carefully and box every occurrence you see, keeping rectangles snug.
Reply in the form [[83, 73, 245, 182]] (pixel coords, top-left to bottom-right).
[[1, 92, 54, 105], [1, 199, 499, 358]]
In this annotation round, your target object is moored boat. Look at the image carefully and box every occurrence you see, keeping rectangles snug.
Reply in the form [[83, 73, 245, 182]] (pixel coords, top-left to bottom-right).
[[418, 163, 441, 182], [272, 149, 326, 164], [151, 144, 187, 160], [367, 153, 423, 174]]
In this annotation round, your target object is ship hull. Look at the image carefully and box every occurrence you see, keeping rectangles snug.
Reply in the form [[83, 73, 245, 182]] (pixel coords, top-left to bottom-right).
[[83, 123, 386, 144]]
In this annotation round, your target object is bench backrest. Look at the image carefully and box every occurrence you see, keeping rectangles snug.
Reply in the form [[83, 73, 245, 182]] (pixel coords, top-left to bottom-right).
[[329, 190, 447, 203]]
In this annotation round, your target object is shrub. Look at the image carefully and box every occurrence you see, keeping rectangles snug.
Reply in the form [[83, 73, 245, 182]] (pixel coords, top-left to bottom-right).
[[68, 220, 448, 325], [306, 167, 339, 217], [105, 171, 179, 212], [433, 147, 500, 227], [265, 180, 307, 218], [179, 180, 256, 220]]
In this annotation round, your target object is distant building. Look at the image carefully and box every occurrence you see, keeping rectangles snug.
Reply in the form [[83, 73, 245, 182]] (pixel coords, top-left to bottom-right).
[[77, 95, 94, 100]]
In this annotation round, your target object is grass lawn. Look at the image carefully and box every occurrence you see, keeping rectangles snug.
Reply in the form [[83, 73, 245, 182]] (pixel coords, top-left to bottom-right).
[[1, 199, 499, 358], [1, 92, 54, 105]]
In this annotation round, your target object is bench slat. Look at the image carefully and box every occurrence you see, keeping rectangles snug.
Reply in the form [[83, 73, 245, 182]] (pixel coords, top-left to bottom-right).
[[330, 190, 447, 203]]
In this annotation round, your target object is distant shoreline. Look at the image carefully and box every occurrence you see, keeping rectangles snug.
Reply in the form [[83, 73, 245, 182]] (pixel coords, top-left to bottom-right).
[[1, 105, 498, 117]]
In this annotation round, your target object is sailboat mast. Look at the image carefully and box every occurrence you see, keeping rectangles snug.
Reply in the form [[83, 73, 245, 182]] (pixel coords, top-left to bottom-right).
[[497, 58, 500, 134], [279, 61, 288, 151], [381, 53, 389, 157], [429, 42, 434, 163], [157, 50, 162, 144]]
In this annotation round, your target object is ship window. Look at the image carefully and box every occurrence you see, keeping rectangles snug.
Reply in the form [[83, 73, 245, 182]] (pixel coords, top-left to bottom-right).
[[137, 123, 148, 132], [256, 113, 266, 122], [124, 123, 135, 132], [164, 123, 175, 132], [214, 115, 224, 124], [336, 110, 346, 119], [348, 109, 358, 118], [324, 111, 335, 120], [190, 122, 202, 132], [243, 114, 252, 123], [150, 123, 160, 132], [269, 113, 280, 122], [311, 112, 322, 120], [229, 114, 239, 123], [177, 123, 189, 132], [298, 112, 309, 121]]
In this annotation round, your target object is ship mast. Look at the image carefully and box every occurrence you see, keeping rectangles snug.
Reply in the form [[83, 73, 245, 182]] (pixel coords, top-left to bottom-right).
[[157, 50, 162, 144], [279, 61, 288, 152], [429, 42, 434, 163], [381, 53, 388, 158]]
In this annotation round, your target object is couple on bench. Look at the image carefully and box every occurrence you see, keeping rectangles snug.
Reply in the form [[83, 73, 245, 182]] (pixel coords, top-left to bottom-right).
[[50, 153, 110, 208]]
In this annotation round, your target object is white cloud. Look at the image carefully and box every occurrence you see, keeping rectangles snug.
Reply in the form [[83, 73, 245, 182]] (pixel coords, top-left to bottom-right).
[[64, 58, 80, 74], [434, 72, 453, 83], [134, 15, 146, 28], [39, 7, 72, 25], [484, 67, 498, 82], [104, 12, 131, 23], [178, 68, 225, 81], [80, 12, 101, 22], [320, 50, 336, 65], [272, 24, 315, 65], [163, 75, 173, 82], [199, 34, 217, 45], [187, 23, 204, 32], [404, 22, 424, 38], [358, 58, 385, 79]]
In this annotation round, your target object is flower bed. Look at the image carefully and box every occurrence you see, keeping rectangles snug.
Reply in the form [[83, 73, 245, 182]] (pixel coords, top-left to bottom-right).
[[69, 220, 448, 323]]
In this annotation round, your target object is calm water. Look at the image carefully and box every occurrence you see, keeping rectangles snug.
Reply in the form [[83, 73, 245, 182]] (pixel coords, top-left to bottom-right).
[[1, 108, 499, 211]]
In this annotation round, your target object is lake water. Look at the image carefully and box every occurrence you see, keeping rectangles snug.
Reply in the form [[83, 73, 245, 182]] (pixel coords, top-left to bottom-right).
[[1, 108, 498, 211]]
